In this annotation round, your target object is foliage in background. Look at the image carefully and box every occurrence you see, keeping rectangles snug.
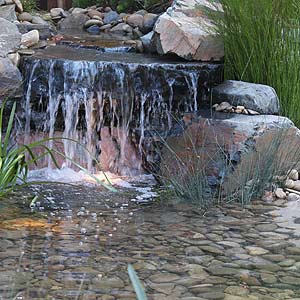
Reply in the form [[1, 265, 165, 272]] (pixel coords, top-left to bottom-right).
[[155, 119, 300, 209], [21, 0, 37, 12], [204, 0, 300, 126]]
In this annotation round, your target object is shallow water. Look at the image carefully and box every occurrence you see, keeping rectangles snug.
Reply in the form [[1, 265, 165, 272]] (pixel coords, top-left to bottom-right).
[[0, 178, 300, 300]]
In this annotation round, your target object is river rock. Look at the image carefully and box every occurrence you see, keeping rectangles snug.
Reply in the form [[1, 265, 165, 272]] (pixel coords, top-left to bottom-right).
[[84, 19, 103, 28], [212, 80, 280, 115], [275, 188, 286, 199], [17, 23, 53, 40], [18, 12, 33, 22], [71, 7, 87, 14], [31, 15, 48, 25], [21, 30, 39, 47], [50, 7, 64, 18], [140, 31, 156, 53], [110, 23, 132, 35], [103, 10, 119, 24], [288, 169, 299, 180], [0, 57, 22, 98], [57, 14, 89, 31], [153, 0, 224, 61], [142, 13, 158, 33], [287, 193, 300, 202], [86, 24, 100, 34], [0, 4, 16, 21], [0, 17, 21, 57], [126, 13, 143, 28], [87, 9, 103, 19]]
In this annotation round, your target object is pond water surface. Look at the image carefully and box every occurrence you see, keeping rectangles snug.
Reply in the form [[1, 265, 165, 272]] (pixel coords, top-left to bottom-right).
[[0, 176, 300, 300]]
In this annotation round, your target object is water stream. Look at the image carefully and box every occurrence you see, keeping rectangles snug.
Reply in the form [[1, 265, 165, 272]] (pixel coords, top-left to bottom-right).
[[19, 45, 223, 175]]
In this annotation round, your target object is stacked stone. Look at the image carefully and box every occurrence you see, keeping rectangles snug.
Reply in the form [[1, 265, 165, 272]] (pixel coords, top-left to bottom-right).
[[48, 6, 158, 49], [278, 169, 300, 201], [212, 102, 260, 115], [0, 0, 50, 99]]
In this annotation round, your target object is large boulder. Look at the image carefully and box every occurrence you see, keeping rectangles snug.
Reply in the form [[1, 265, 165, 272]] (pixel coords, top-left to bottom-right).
[[0, 17, 21, 57], [212, 80, 280, 115], [0, 4, 17, 22], [160, 113, 300, 190], [57, 14, 89, 31], [153, 0, 224, 61], [0, 57, 22, 99]]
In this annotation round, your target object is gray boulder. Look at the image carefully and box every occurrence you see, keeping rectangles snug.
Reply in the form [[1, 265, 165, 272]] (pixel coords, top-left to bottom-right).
[[0, 57, 22, 98], [103, 11, 119, 24], [0, 17, 21, 57], [142, 13, 158, 34], [140, 31, 156, 53], [161, 112, 299, 191], [212, 80, 280, 115], [110, 23, 133, 35], [57, 14, 89, 31], [0, 4, 17, 22]]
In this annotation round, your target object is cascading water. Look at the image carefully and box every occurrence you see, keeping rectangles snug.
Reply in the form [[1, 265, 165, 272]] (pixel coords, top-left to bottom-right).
[[19, 45, 223, 175]]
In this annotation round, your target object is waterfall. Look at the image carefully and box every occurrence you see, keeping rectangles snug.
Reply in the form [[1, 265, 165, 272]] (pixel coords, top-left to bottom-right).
[[19, 46, 223, 175]]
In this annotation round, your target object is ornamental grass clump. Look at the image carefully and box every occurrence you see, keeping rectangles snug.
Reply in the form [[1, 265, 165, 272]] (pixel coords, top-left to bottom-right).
[[155, 118, 300, 209], [205, 0, 300, 126]]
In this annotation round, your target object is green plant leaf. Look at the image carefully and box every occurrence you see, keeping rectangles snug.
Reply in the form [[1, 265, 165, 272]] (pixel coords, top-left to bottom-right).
[[128, 264, 148, 300]]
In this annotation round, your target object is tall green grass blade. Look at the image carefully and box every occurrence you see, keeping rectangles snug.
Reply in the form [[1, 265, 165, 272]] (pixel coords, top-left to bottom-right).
[[3, 102, 16, 156], [128, 264, 148, 300]]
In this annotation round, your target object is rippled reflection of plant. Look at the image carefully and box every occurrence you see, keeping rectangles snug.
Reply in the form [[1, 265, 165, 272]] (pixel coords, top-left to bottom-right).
[[0, 100, 116, 197]]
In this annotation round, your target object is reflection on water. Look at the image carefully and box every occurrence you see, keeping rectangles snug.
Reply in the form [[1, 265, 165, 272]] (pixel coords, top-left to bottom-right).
[[0, 183, 300, 300], [276, 199, 300, 246]]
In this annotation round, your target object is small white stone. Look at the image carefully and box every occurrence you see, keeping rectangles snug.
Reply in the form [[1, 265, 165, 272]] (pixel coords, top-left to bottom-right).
[[285, 179, 295, 189], [288, 169, 299, 180], [215, 101, 231, 112], [21, 30, 39, 48], [274, 188, 286, 199], [247, 109, 260, 115], [287, 193, 300, 202]]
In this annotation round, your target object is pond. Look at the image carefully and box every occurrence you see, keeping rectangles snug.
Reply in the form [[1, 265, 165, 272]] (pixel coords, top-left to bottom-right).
[[0, 174, 300, 300]]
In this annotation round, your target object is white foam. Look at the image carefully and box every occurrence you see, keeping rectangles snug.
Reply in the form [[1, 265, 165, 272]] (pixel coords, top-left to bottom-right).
[[27, 167, 158, 202]]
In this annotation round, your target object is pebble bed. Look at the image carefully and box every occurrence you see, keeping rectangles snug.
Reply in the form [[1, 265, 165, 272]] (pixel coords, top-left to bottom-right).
[[0, 184, 300, 300]]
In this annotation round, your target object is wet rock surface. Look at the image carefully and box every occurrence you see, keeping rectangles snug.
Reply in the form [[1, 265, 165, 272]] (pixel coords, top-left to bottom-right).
[[0, 184, 300, 299]]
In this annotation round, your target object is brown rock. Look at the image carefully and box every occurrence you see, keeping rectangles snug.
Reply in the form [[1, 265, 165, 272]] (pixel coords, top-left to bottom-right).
[[153, 0, 224, 61], [126, 13, 144, 29]]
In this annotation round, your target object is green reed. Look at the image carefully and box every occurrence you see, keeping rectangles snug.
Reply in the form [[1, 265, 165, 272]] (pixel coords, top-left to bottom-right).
[[205, 0, 300, 126]]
